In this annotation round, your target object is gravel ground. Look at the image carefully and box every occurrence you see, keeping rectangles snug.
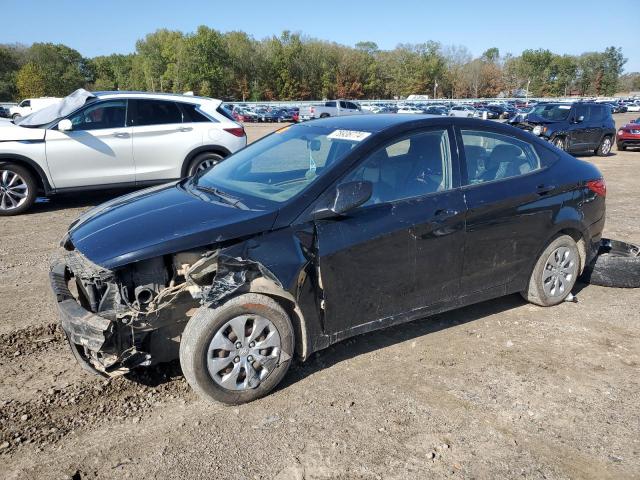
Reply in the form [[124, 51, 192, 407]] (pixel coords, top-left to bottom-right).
[[1, 117, 639, 480]]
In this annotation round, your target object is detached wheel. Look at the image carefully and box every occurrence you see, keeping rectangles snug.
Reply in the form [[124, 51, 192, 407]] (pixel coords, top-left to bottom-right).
[[180, 293, 294, 405], [553, 137, 566, 151], [522, 235, 580, 306], [0, 164, 37, 216], [187, 152, 224, 176], [596, 136, 612, 156]]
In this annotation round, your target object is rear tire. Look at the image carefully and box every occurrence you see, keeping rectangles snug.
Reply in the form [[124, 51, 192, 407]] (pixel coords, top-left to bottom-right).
[[187, 152, 224, 176], [319, 113, 330, 118], [617, 143, 626, 151], [0, 163, 37, 216], [180, 293, 294, 405], [521, 235, 580, 306], [596, 136, 612, 156]]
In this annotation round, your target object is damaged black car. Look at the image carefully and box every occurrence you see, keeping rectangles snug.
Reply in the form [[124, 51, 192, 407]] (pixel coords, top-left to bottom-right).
[[50, 115, 606, 404]]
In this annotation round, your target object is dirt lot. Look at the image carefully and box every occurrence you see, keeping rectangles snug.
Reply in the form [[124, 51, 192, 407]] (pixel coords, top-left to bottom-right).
[[1, 116, 639, 480]]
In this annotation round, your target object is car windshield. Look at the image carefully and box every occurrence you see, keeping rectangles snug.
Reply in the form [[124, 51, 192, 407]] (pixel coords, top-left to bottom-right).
[[530, 104, 572, 121], [191, 124, 366, 206]]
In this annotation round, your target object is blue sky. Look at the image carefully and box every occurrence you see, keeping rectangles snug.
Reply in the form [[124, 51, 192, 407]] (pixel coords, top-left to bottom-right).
[[2, 0, 639, 71]]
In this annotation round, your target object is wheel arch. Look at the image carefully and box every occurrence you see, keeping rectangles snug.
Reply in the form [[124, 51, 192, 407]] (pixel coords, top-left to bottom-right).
[[247, 277, 310, 361], [0, 154, 52, 194], [180, 145, 232, 177], [540, 222, 588, 274]]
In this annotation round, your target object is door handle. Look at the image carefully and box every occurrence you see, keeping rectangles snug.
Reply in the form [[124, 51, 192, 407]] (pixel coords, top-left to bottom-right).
[[113, 132, 129, 138], [433, 208, 459, 221], [178, 127, 193, 132], [536, 184, 555, 195]]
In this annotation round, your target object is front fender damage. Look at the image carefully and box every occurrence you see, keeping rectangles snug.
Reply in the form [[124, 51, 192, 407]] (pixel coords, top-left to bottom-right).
[[52, 246, 291, 377]]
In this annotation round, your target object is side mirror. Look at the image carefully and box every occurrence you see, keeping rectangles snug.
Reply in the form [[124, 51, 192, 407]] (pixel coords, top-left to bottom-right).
[[58, 119, 73, 132], [313, 181, 372, 220]]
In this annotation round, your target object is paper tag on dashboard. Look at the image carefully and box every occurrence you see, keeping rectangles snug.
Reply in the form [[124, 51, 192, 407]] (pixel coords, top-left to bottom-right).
[[327, 129, 372, 142]]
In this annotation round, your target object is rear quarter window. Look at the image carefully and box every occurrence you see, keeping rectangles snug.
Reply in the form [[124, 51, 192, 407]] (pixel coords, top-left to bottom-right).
[[180, 103, 214, 123], [534, 142, 561, 167]]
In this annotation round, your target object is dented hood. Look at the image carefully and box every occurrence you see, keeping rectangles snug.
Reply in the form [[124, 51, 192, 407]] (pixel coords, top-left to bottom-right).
[[0, 122, 46, 141], [68, 182, 278, 269]]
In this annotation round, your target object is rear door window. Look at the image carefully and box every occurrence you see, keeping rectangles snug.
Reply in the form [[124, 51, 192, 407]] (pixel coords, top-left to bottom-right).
[[461, 129, 541, 185], [129, 100, 183, 126]]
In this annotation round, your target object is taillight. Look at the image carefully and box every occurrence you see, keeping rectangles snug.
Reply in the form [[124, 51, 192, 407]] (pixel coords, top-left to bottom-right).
[[586, 179, 606, 197], [310, 107, 315, 113], [224, 127, 245, 137]]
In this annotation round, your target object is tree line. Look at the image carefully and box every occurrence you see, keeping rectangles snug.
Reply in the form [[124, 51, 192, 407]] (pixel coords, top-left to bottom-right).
[[1, 27, 637, 103]]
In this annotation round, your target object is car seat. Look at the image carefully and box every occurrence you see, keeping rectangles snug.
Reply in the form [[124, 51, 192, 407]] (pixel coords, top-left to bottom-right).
[[481, 144, 524, 182]]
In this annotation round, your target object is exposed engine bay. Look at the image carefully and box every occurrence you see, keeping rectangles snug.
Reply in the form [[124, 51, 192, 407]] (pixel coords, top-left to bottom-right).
[[51, 245, 284, 376]]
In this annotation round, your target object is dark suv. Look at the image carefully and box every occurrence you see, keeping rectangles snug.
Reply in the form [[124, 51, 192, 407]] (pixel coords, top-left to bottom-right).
[[512, 102, 616, 156]]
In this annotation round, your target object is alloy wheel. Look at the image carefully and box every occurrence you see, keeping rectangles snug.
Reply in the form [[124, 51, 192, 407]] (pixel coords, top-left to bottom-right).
[[206, 314, 281, 391], [542, 246, 578, 298], [553, 138, 565, 151], [0, 170, 29, 211], [196, 158, 220, 173], [601, 137, 612, 155]]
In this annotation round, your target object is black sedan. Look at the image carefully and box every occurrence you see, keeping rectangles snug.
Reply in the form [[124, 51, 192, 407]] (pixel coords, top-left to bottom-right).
[[51, 115, 606, 404]]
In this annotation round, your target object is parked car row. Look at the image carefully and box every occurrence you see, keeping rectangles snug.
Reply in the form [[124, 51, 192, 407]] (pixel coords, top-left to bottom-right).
[[226, 104, 299, 123]]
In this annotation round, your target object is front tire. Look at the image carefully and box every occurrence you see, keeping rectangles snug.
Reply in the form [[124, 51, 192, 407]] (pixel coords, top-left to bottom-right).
[[187, 152, 224, 176], [521, 235, 580, 306], [0, 164, 37, 216], [180, 293, 294, 405], [553, 136, 566, 151]]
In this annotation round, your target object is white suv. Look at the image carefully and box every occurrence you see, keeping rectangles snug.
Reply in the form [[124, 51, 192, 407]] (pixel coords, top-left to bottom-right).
[[0, 91, 247, 215]]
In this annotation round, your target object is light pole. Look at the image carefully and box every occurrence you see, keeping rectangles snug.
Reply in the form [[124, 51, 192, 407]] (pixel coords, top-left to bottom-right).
[[433, 80, 438, 100], [526, 79, 531, 105]]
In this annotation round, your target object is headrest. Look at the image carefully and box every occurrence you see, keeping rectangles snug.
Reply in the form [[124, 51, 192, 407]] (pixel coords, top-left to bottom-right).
[[487, 144, 523, 170]]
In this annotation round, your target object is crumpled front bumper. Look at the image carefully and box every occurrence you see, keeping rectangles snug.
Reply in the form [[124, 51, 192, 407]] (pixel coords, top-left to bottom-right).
[[50, 261, 112, 351]]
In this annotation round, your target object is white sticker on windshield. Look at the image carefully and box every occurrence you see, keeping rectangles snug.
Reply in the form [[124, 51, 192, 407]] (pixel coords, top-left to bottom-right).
[[558, 105, 571, 109], [327, 129, 372, 142]]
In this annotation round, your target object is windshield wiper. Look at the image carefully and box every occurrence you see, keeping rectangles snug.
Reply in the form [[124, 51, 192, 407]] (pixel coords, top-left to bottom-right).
[[193, 184, 248, 210]]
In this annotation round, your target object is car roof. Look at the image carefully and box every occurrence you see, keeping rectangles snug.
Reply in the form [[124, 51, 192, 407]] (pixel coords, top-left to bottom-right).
[[93, 91, 220, 104], [307, 113, 444, 132]]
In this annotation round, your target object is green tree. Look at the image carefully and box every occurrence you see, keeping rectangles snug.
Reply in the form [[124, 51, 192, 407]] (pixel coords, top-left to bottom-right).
[[175, 26, 228, 97], [25, 43, 91, 96], [15, 62, 46, 98]]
